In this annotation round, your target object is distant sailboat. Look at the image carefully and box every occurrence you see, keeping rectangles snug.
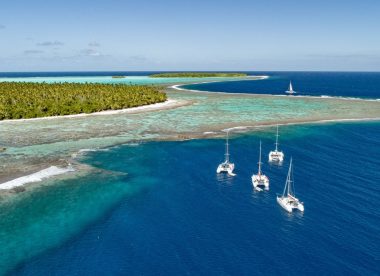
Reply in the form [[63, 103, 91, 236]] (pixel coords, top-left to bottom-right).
[[285, 81, 296, 94], [268, 125, 284, 163], [277, 158, 304, 213], [216, 131, 236, 176], [252, 141, 269, 191]]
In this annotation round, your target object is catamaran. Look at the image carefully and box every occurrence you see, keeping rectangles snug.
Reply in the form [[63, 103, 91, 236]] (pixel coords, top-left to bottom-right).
[[252, 141, 269, 191], [268, 125, 284, 163], [277, 158, 304, 213], [285, 81, 296, 94], [216, 131, 236, 176]]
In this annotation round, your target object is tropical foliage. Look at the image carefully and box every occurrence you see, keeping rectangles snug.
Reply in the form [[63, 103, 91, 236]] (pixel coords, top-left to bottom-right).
[[150, 72, 247, 78], [0, 82, 167, 120]]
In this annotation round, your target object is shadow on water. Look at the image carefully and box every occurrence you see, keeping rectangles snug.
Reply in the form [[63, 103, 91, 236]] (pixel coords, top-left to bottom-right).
[[215, 172, 235, 187]]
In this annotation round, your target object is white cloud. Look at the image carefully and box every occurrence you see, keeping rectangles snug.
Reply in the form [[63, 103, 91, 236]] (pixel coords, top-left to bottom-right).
[[80, 48, 102, 56], [24, 50, 44, 55], [88, 42, 100, 47], [37, 41, 64, 46]]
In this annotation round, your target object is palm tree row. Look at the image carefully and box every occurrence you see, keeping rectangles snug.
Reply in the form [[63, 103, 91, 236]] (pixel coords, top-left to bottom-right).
[[0, 82, 167, 120]]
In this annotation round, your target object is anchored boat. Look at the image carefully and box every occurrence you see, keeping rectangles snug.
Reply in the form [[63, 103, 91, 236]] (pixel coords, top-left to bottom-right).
[[268, 125, 284, 163], [277, 158, 304, 213], [216, 131, 236, 176], [285, 81, 296, 94], [252, 141, 269, 191]]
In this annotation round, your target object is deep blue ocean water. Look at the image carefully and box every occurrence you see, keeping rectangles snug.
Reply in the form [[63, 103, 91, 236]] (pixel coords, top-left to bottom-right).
[[12, 122, 380, 275], [183, 72, 380, 99]]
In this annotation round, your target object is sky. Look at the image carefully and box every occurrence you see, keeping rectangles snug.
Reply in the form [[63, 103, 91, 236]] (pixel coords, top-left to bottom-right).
[[0, 0, 379, 71]]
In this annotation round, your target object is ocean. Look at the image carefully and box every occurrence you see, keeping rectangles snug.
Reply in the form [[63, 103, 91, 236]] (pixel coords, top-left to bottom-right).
[[183, 71, 380, 99], [0, 72, 379, 275], [8, 122, 380, 275]]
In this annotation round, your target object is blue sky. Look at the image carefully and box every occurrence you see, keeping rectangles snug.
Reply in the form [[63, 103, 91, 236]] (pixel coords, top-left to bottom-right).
[[0, 0, 379, 71]]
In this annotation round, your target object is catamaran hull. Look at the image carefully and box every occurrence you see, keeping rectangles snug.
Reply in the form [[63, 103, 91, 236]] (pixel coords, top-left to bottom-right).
[[277, 196, 304, 213], [277, 197, 293, 212], [251, 175, 269, 191], [269, 151, 284, 162], [217, 163, 235, 176]]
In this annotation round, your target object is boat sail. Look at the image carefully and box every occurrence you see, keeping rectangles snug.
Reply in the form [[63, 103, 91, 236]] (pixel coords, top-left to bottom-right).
[[216, 131, 236, 176], [268, 125, 284, 162], [252, 141, 269, 191], [277, 158, 304, 212], [285, 81, 296, 94]]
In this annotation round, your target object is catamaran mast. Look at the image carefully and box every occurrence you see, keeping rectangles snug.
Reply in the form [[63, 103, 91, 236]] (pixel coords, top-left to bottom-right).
[[258, 141, 262, 176], [283, 158, 293, 196], [225, 131, 230, 162], [287, 158, 293, 196]]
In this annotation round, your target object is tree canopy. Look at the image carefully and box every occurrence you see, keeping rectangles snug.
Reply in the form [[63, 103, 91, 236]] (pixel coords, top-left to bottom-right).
[[0, 82, 167, 120]]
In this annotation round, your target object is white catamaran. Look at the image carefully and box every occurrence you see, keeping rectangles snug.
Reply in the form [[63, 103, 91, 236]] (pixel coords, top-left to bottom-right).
[[285, 81, 296, 94], [216, 131, 236, 176], [268, 125, 284, 163], [252, 141, 269, 191], [277, 158, 304, 213]]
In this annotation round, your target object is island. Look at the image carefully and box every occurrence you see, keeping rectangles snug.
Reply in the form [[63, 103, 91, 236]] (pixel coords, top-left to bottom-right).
[[150, 72, 248, 78], [0, 82, 166, 120], [111, 76, 126, 78]]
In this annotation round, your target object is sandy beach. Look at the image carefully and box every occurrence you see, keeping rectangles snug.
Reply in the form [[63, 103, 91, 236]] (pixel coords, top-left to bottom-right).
[[0, 165, 75, 190], [0, 99, 191, 124]]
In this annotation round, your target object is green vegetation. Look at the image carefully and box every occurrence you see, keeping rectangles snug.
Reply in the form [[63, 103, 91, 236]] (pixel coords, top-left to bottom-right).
[[150, 72, 248, 78], [111, 76, 126, 78], [0, 82, 167, 120]]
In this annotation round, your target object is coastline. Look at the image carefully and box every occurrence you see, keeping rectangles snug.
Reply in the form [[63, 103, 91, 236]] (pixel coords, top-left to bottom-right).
[[169, 75, 269, 91], [1, 76, 380, 191], [0, 165, 75, 190], [0, 99, 190, 123]]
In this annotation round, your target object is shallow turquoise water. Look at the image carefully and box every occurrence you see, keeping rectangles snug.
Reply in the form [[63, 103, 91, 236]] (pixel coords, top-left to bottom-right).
[[0, 166, 156, 274]]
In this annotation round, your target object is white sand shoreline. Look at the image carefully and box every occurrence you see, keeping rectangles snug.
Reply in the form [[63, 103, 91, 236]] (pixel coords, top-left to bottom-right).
[[170, 75, 269, 91], [0, 165, 75, 190], [0, 99, 187, 124]]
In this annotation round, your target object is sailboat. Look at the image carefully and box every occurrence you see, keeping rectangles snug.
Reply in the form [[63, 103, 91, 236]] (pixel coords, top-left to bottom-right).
[[268, 125, 284, 163], [216, 131, 236, 176], [277, 158, 304, 213], [285, 81, 296, 94], [251, 141, 269, 191]]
